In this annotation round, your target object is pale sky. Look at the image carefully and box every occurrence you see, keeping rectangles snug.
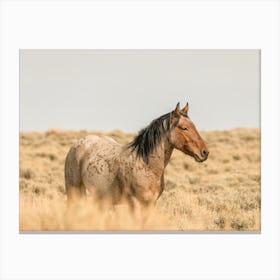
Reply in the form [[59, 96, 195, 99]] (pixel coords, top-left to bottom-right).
[[20, 49, 260, 132]]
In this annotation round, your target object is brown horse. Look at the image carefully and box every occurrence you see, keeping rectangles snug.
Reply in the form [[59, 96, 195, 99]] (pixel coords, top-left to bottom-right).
[[64, 102, 208, 218]]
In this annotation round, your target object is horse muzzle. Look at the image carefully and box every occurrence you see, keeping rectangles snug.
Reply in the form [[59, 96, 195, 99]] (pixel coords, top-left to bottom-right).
[[194, 149, 209, 162]]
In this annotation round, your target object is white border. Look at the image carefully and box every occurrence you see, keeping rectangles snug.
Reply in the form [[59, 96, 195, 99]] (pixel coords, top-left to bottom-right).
[[1, 1, 279, 280]]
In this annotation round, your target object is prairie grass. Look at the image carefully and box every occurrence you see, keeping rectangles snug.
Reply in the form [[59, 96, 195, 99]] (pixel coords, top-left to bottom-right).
[[19, 128, 260, 231]]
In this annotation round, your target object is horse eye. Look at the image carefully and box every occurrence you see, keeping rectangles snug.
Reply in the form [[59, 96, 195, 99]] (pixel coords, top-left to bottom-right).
[[181, 127, 188, 131]]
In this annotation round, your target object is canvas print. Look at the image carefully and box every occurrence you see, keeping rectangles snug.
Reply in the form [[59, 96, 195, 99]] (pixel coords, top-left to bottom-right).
[[19, 49, 260, 231]]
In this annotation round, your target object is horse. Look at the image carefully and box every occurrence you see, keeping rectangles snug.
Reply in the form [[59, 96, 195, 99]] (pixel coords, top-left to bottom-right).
[[64, 102, 209, 220]]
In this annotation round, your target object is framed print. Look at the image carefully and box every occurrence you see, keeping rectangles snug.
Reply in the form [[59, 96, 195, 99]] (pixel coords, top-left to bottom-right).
[[19, 49, 261, 232], [1, 0, 279, 279]]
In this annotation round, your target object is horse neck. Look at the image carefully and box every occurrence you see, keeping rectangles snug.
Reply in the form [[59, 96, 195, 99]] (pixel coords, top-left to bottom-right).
[[146, 135, 174, 174]]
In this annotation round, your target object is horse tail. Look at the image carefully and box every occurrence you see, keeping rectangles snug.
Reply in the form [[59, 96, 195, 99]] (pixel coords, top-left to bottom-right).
[[64, 145, 86, 205]]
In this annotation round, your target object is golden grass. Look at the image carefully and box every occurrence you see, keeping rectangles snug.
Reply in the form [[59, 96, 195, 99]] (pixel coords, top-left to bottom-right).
[[19, 128, 261, 231]]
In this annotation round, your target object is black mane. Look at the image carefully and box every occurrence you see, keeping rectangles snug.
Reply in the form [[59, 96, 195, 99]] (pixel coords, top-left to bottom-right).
[[128, 112, 172, 162]]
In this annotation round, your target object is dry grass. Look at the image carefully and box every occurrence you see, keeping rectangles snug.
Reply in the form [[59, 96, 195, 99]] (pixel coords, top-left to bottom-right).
[[19, 128, 261, 231]]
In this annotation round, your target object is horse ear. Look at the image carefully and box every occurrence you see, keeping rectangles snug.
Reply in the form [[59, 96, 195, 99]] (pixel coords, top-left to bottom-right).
[[171, 102, 181, 125], [182, 102, 189, 114], [173, 102, 180, 116]]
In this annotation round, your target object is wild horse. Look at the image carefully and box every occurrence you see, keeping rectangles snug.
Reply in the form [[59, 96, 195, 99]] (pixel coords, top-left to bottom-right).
[[64, 102, 209, 220]]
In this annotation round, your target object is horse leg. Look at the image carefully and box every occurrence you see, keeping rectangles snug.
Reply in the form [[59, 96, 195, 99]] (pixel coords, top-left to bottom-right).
[[140, 201, 157, 227], [66, 184, 87, 207], [129, 196, 156, 228], [128, 196, 142, 225]]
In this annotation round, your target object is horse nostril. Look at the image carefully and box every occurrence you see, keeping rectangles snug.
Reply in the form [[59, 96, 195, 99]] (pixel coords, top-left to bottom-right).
[[202, 149, 208, 158]]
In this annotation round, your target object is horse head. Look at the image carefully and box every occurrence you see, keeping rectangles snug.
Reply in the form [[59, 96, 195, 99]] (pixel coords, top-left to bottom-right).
[[170, 102, 209, 162]]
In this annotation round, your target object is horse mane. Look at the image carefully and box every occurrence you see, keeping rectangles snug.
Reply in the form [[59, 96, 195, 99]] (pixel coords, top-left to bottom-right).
[[128, 112, 172, 162]]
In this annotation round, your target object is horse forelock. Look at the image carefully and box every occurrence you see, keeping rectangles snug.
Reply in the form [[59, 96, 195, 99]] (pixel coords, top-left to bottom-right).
[[128, 112, 172, 162]]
